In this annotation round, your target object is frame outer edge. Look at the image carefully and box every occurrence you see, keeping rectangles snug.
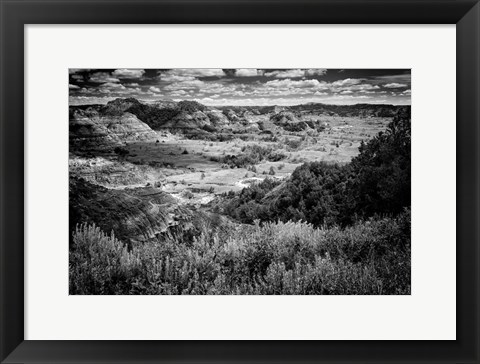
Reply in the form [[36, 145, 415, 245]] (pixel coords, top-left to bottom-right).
[[1, 0, 479, 363], [457, 2, 480, 362], [0, 0, 26, 363]]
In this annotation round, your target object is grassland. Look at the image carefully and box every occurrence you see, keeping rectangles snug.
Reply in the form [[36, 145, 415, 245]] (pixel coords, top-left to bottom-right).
[[70, 115, 390, 204]]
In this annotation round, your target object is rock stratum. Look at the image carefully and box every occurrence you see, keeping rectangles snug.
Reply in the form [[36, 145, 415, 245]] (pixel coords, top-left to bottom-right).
[[69, 98, 411, 151]]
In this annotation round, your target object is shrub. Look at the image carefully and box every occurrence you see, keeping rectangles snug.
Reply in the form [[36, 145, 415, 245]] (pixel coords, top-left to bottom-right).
[[69, 212, 409, 295], [69, 223, 140, 295]]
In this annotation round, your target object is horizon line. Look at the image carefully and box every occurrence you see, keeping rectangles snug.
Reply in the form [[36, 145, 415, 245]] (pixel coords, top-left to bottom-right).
[[69, 97, 411, 108]]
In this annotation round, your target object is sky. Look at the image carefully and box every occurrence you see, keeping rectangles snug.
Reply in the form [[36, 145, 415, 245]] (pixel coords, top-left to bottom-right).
[[69, 68, 411, 107]]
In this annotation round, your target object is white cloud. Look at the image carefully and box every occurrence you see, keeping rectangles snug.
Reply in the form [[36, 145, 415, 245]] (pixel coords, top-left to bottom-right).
[[160, 69, 225, 79], [89, 72, 120, 83], [160, 74, 197, 82], [69, 69, 90, 74], [265, 78, 327, 89], [69, 84, 80, 89], [169, 90, 187, 96], [305, 69, 328, 76], [112, 69, 145, 79], [402, 89, 411, 95], [100, 82, 126, 90], [71, 74, 84, 81], [164, 79, 206, 91], [149, 86, 161, 93], [235, 69, 263, 77], [331, 78, 363, 87], [337, 84, 380, 92], [264, 69, 304, 78], [384, 83, 408, 88], [69, 95, 115, 105]]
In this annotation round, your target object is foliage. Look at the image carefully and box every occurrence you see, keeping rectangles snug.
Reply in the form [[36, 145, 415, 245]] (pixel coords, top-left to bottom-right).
[[70, 210, 410, 295], [221, 112, 411, 227], [216, 144, 286, 168]]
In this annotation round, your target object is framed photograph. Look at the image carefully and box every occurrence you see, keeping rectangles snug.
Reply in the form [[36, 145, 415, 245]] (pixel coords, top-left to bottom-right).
[[1, 0, 478, 363]]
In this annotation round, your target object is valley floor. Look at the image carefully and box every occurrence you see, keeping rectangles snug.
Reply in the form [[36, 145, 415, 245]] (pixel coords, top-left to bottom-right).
[[70, 115, 389, 204]]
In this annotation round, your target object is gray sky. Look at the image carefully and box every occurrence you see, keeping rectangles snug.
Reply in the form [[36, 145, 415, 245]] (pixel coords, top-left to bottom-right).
[[69, 68, 411, 106]]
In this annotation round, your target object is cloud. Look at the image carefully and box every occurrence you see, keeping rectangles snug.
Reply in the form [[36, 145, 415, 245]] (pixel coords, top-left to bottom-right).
[[235, 69, 263, 77], [69, 69, 90, 74], [69, 84, 80, 89], [164, 79, 205, 91], [100, 82, 126, 90], [263, 69, 327, 78], [89, 72, 120, 83], [264, 69, 304, 78], [71, 74, 84, 81], [159, 74, 197, 82], [402, 89, 411, 95], [126, 83, 140, 87], [265, 78, 327, 89], [160, 69, 225, 79], [69, 95, 115, 105], [305, 69, 328, 76], [384, 83, 408, 88], [149, 86, 161, 93], [112, 69, 145, 79], [169, 90, 188, 96], [331, 78, 363, 87], [337, 84, 380, 92]]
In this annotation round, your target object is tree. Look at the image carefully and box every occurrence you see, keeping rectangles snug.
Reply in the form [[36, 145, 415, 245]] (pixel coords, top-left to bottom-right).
[[347, 110, 411, 219]]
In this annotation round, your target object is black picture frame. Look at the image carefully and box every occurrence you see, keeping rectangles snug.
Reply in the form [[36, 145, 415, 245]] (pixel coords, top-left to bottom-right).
[[1, 0, 479, 363]]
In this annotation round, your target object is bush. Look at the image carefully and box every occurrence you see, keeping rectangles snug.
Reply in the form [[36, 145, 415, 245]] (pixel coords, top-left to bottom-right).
[[69, 212, 410, 295], [69, 223, 140, 294]]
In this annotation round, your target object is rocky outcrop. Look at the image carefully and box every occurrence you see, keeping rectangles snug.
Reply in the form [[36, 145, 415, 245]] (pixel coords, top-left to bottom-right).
[[69, 178, 193, 245], [69, 98, 411, 148], [69, 108, 157, 151]]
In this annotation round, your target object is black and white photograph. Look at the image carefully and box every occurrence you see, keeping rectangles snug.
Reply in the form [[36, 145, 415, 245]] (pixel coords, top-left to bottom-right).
[[69, 68, 411, 295]]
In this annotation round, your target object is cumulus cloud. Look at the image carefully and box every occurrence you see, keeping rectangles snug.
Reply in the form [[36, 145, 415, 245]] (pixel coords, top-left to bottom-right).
[[337, 84, 380, 92], [164, 79, 205, 91], [100, 82, 126, 90], [169, 90, 188, 96], [159, 74, 197, 82], [69, 69, 90, 74], [384, 83, 408, 88], [89, 72, 120, 83], [69, 68, 411, 106], [264, 69, 304, 78], [235, 69, 263, 77], [71, 74, 84, 81], [69, 95, 115, 105], [263, 69, 327, 78], [265, 78, 327, 89], [160, 69, 225, 79], [112, 69, 145, 79], [305, 69, 327, 76], [331, 78, 363, 87]]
